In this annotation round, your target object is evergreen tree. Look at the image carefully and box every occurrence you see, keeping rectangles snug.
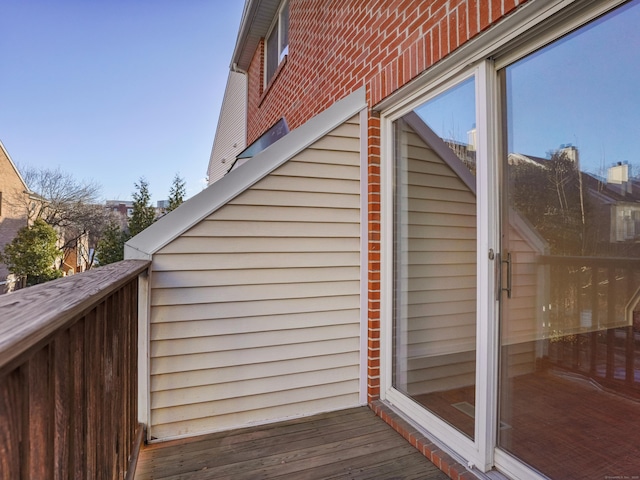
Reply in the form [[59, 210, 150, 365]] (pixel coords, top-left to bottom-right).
[[95, 222, 127, 265], [167, 173, 186, 212], [0, 219, 63, 286], [128, 178, 156, 237]]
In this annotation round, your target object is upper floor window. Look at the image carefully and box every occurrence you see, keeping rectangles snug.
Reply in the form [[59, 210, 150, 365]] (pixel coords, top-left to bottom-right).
[[265, 0, 289, 85]]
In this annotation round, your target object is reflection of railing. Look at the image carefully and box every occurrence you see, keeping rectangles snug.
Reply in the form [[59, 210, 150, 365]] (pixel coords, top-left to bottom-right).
[[539, 255, 640, 394], [0, 260, 150, 478]]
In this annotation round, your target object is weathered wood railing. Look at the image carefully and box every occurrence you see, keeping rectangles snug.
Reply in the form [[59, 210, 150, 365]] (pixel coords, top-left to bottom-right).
[[0, 259, 150, 479]]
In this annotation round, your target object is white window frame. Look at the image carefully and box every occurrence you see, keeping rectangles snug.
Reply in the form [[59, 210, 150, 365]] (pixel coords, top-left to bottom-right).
[[380, 61, 497, 473], [265, 0, 289, 86], [378, 1, 630, 478]]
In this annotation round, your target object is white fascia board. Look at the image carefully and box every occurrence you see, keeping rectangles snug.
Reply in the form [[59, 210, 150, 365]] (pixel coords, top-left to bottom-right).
[[125, 86, 367, 258]]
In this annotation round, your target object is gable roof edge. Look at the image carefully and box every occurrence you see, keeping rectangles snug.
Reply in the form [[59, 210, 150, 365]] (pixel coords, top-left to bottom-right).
[[0, 140, 30, 192], [125, 86, 367, 257]]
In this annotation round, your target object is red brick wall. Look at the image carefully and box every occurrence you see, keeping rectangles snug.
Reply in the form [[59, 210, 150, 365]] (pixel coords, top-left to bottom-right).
[[245, 0, 527, 401], [246, 0, 526, 144]]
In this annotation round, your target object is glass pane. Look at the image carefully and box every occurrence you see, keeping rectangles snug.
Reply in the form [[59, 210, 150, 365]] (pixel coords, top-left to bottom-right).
[[393, 77, 477, 439], [280, 1, 289, 56], [500, 2, 640, 478], [266, 23, 278, 82]]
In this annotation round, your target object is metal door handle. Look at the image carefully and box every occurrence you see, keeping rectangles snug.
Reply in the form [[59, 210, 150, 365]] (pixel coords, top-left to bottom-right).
[[502, 252, 512, 299]]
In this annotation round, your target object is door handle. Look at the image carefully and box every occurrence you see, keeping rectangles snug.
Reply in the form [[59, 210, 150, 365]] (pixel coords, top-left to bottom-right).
[[502, 252, 512, 299]]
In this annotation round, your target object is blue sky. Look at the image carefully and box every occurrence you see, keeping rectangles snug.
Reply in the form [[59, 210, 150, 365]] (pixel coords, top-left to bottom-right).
[[415, 0, 640, 180], [506, 0, 640, 175], [0, 1, 245, 203]]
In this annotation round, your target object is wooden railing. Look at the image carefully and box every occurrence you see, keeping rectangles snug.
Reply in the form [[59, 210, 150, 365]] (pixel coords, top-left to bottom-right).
[[541, 255, 640, 395], [0, 259, 150, 479]]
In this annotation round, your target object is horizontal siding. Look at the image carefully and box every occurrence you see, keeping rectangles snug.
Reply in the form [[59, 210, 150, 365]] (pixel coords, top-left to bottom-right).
[[150, 394, 360, 440], [151, 380, 359, 426], [181, 220, 360, 239], [207, 71, 247, 185], [151, 310, 359, 341], [150, 324, 360, 357], [229, 189, 360, 208], [151, 266, 359, 288], [151, 281, 359, 306], [150, 295, 360, 323], [150, 338, 359, 375], [152, 251, 360, 271], [148, 115, 362, 439], [150, 352, 359, 391], [151, 366, 359, 409]]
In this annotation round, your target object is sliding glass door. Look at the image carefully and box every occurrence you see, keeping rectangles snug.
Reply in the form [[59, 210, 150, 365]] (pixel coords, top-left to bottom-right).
[[498, 2, 640, 477], [386, 2, 640, 478]]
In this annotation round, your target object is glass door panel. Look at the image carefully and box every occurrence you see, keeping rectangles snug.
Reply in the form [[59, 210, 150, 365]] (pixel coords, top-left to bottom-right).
[[499, 1, 640, 477], [393, 77, 477, 439]]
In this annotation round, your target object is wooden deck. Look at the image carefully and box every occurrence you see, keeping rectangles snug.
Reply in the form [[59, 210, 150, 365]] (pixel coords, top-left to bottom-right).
[[135, 407, 449, 480]]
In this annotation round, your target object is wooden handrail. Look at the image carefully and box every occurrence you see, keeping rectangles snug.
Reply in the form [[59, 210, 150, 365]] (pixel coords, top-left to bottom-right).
[[0, 259, 150, 376], [0, 259, 150, 478]]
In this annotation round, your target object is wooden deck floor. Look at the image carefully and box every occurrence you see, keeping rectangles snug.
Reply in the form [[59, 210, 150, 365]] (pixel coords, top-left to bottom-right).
[[134, 407, 449, 480]]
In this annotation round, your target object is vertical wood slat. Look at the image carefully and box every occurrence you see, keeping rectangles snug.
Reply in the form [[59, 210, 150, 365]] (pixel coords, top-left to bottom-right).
[[25, 347, 52, 479], [53, 331, 71, 480], [71, 319, 86, 478], [0, 266, 143, 480], [85, 308, 98, 479], [0, 369, 21, 478]]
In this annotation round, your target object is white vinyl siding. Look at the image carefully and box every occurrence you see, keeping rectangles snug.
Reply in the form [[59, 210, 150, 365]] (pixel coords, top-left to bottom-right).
[[399, 124, 477, 396], [207, 71, 247, 185], [147, 115, 361, 440]]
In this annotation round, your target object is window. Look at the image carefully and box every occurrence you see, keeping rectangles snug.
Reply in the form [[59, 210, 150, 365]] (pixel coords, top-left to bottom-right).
[[265, 0, 289, 84]]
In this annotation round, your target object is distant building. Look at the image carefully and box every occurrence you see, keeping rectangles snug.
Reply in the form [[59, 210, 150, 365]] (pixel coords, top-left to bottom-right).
[[0, 141, 33, 293], [105, 200, 134, 229]]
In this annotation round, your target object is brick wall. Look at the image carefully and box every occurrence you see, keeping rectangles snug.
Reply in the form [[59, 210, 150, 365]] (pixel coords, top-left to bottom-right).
[[245, 0, 527, 401], [247, 0, 526, 144]]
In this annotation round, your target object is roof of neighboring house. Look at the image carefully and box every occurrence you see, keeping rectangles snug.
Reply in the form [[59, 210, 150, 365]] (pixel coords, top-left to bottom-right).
[[231, 0, 280, 71], [0, 140, 30, 193], [125, 86, 366, 259]]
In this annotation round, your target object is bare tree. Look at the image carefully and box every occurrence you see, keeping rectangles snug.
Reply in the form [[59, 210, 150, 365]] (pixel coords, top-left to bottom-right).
[[15, 166, 113, 270], [20, 166, 102, 227]]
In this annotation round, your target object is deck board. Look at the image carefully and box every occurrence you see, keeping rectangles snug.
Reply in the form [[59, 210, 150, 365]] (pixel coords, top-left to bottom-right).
[[135, 407, 448, 480]]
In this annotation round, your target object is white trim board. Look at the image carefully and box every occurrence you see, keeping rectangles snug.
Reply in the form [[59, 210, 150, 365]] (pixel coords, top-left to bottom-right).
[[125, 87, 367, 259]]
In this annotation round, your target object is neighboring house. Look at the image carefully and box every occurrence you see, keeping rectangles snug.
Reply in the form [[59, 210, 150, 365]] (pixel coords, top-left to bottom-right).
[[0, 140, 32, 293], [207, 71, 248, 185], [126, 2, 640, 479], [61, 230, 91, 275]]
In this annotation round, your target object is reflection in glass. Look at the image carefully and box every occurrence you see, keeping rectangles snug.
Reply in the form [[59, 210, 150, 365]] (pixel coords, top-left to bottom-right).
[[500, 1, 640, 478], [393, 77, 477, 439]]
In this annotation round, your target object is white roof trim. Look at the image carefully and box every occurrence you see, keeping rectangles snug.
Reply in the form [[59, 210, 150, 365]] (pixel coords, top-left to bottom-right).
[[0, 140, 30, 192], [125, 86, 367, 259]]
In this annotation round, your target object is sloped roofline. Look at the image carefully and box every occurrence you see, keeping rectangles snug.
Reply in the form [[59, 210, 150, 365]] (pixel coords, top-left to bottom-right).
[[0, 140, 30, 192], [231, 0, 280, 71], [125, 86, 367, 259]]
